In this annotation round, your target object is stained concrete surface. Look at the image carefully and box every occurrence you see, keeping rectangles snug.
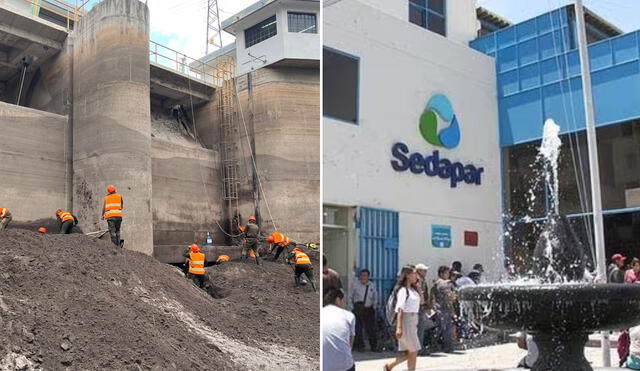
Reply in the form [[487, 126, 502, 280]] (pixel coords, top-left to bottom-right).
[[72, 0, 152, 252], [0, 101, 68, 221], [234, 66, 320, 243], [151, 136, 224, 253]]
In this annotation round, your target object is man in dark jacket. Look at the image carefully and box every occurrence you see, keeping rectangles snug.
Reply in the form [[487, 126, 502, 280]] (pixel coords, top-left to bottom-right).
[[240, 216, 261, 265]]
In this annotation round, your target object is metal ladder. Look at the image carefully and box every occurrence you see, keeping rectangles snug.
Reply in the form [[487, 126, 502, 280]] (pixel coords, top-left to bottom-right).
[[215, 58, 239, 226]]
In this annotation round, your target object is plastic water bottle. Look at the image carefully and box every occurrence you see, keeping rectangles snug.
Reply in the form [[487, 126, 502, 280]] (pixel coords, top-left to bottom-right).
[[205, 232, 213, 246]]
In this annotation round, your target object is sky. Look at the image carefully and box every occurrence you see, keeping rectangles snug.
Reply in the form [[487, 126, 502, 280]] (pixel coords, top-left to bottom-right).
[[83, 0, 256, 60], [477, 0, 640, 33], [80, 0, 640, 62]]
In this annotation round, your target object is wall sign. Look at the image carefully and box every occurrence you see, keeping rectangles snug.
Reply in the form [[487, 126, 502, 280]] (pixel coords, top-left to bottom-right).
[[464, 231, 478, 246], [431, 224, 452, 248], [390, 94, 484, 188]]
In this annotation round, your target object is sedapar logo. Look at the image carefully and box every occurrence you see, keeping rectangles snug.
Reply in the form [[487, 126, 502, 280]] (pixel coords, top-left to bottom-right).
[[391, 94, 484, 188]]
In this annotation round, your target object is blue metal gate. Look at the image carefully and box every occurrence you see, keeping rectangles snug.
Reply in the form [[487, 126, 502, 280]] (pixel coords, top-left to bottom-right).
[[357, 207, 399, 309]]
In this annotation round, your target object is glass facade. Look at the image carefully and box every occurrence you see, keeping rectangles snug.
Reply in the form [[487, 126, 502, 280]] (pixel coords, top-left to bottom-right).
[[288, 12, 317, 33], [244, 15, 277, 48], [409, 0, 446, 36], [505, 120, 640, 264]]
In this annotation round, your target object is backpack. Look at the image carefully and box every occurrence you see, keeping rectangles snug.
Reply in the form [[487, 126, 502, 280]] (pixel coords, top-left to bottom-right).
[[385, 286, 409, 326]]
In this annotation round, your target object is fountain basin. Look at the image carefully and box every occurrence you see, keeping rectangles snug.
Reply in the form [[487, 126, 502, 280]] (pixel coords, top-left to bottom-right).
[[460, 283, 640, 333], [461, 283, 640, 371]]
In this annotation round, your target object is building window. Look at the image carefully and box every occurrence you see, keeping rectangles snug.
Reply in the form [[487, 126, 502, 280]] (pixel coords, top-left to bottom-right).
[[409, 0, 446, 36], [323, 48, 359, 124], [288, 12, 317, 33], [244, 15, 277, 48]]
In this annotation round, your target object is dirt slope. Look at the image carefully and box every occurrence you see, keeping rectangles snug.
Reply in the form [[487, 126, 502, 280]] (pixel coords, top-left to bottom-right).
[[0, 229, 319, 370]]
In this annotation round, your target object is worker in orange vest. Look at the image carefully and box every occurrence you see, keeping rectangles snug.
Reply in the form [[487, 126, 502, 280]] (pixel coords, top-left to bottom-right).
[[55, 209, 78, 234], [102, 185, 123, 247], [287, 248, 317, 292], [0, 207, 12, 230], [267, 232, 294, 262], [239, 216, 261, 265], [185, 244, 206, 288], [216, 255, 230, 264]]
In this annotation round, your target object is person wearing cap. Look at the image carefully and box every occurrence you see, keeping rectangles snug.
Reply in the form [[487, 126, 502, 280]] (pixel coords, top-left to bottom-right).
[[267, 232, 293, 262], [287, 247, 317, 291], [102, 185, 123, 247], [350, 268, 379, 352], [55, 209, 78, 234], [239, 216, 261, 265], [184, 244, 206, 288], [609, 254, 627, 283], [626, 258, 640, 283], [468, 263, 484, 284], [0, 207, 12, 230]]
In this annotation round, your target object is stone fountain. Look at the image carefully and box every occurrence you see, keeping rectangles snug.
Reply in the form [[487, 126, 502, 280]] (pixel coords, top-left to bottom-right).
[[460, 119, 640, 371]]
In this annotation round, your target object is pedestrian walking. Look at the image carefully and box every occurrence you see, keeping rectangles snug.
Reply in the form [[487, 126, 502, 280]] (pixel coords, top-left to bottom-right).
[[383, 265, 421, 371], [322, 288, 355, 371], [350, 268, 379, 352]]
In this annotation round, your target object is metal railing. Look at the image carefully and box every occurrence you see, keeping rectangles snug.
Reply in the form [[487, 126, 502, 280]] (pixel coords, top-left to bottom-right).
[[149, 40, 235, 87], [22, 0, 91, 30]]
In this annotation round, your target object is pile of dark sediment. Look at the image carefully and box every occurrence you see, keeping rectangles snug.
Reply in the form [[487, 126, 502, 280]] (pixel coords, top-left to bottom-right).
[[205, 257, 320, 358], [0, 229, 319, 370]]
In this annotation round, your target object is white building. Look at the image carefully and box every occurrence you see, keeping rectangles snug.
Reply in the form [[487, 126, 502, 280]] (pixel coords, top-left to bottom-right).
[[323, 0, 502, 299], [219, 0, 320, 76]]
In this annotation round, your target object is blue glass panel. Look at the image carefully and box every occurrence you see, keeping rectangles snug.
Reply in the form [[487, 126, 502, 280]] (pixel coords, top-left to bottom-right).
[[519, 38, 538, 66], [612, 33, 639, 65], [499, 70, 519, 96], [498, 45, 518, 72], [589, 41, 613, 71], [520, 63, 540, 90]]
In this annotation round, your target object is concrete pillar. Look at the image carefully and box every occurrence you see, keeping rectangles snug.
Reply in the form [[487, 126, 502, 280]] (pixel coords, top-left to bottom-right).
[[72, 0, 152, 254]]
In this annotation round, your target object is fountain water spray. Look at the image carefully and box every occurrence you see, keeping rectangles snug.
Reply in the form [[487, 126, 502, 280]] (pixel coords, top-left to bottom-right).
[[460, 118, 640, 371]]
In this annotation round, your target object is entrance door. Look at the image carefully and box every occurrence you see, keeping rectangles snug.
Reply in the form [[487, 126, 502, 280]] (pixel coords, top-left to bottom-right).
[[358, 207, 399, 309]]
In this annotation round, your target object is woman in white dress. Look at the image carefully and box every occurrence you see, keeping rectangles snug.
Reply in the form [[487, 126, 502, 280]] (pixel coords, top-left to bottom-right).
[[384, 265, 422, 371]]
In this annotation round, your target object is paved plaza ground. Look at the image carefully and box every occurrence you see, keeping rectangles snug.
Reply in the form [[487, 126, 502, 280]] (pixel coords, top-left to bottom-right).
[[354, 339, 620, 370]]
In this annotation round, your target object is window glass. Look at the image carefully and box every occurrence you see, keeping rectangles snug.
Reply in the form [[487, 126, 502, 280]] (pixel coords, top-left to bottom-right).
[[408, 0, 446, 36], [288, 12, 317, 33], [245, 15, 277, 48], [323, 48, 359, 124]]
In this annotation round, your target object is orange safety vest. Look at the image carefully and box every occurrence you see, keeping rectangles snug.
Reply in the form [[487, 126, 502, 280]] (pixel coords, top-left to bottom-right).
[[58, 211, 74, 222], [104, 193, 123, 219], [217, 255, 230, 262], [294, 251, 311, 265], [273, 232, 290, 246], [0, 208, 8, 218], [189, 252, 206, 275]]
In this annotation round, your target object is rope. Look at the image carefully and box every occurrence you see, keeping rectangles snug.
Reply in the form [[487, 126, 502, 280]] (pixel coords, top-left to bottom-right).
[[184, 68, 242, 240], [233, 77, 278, 232], [548, 0, 595, 260]]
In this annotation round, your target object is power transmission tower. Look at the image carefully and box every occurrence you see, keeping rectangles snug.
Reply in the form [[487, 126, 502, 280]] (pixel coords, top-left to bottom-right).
[[206, 0, 223, 54]]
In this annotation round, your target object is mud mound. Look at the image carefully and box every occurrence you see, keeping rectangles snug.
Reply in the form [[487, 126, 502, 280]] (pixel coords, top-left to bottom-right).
[[9, 218, 83, 234], [206, 259, 320, 358], [0, 230, 318, 370]]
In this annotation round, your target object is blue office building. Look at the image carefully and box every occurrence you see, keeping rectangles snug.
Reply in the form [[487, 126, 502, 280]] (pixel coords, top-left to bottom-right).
[[472, 5, 640, 269]]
